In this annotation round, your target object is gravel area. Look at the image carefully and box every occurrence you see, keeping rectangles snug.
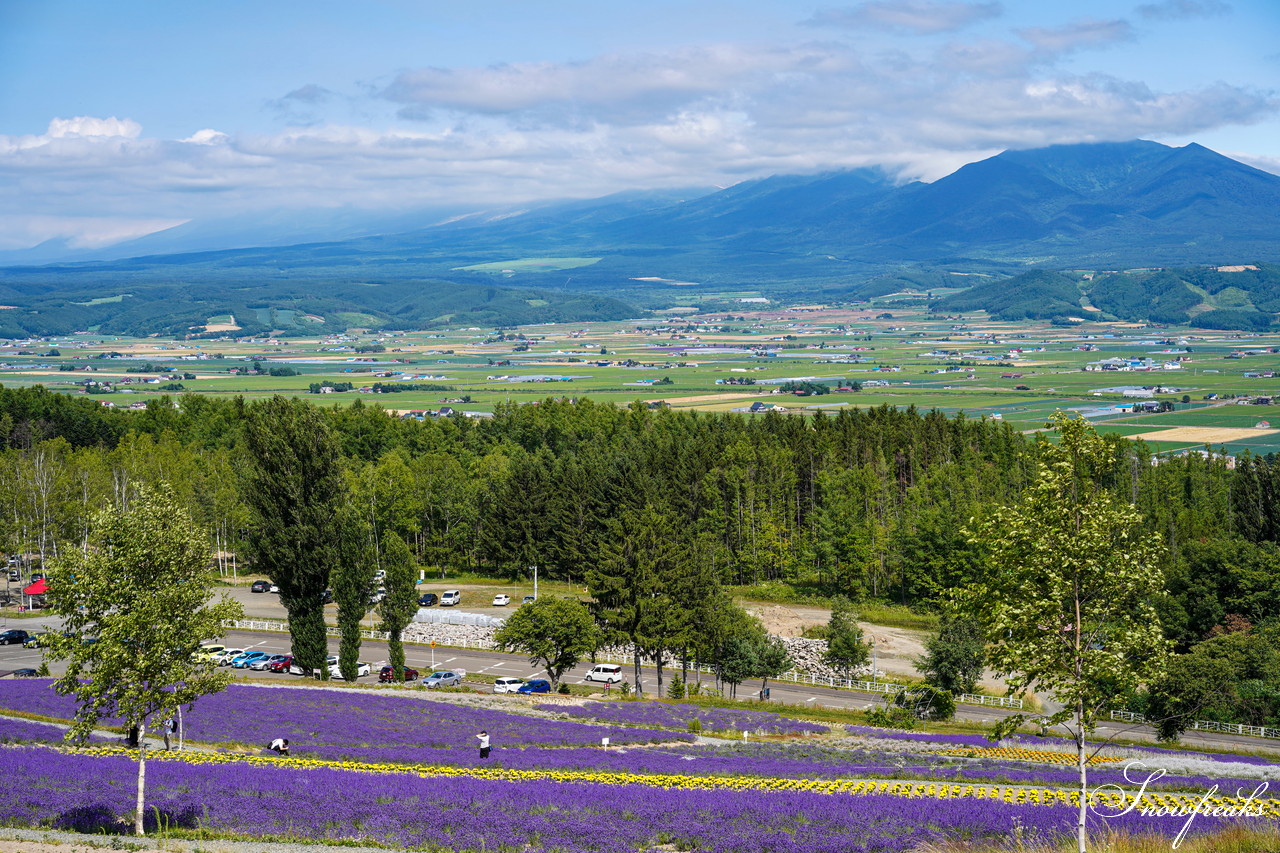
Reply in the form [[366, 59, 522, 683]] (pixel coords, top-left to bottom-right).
[[0, 827, 398, 853]]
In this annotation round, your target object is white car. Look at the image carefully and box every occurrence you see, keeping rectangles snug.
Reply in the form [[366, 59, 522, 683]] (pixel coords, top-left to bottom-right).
[[329, 661, 371, 678], [440, 590, 461, 606], [585, 664, 623, 684], [493, 677, 525, 693], [289, 655, 338, 676], [216, 648, 245, 666], [492, 594, 511, 606]]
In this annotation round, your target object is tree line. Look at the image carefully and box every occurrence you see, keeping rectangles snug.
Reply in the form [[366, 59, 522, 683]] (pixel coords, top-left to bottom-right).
[[5, 385, 1280, 729]]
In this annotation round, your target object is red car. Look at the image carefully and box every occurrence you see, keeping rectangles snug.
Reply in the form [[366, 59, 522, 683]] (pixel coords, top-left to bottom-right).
[[267, 655, 294, 673], [378, 665, 419, 683]]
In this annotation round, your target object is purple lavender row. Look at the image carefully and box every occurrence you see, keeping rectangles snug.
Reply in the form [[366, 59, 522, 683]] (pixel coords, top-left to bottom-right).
[[0, 680, 691, 750], [0, 715, 107, 745], [538, 700, 829, 734], [0, 746, 1251, 851], [301, 739, 1276, 795]]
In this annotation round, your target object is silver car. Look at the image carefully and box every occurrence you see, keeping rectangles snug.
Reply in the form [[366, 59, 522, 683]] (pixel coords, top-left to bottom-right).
[[423, 670, 464, 688]]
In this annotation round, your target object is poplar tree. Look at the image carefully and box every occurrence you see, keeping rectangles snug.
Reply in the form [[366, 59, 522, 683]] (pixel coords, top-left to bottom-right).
[[378, 533, 421, 681], [243, 396, 345, 678]]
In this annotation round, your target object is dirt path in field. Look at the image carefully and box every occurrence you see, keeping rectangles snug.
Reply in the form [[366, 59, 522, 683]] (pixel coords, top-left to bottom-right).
[[745, 602, 1009, 692]]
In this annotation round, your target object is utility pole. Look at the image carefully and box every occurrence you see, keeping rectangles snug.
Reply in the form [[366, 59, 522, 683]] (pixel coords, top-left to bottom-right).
[[532, 565, 538, 600]]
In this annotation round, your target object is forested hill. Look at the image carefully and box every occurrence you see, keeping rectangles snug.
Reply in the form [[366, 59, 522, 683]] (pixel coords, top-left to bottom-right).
[[2, 384, 1272, 653], [932, 263, 1280, 329]]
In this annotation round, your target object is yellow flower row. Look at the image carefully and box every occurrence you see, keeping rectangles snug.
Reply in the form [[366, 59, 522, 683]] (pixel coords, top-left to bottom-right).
[[71, 746, 1280, 817], [938, 746, 1122, 765]]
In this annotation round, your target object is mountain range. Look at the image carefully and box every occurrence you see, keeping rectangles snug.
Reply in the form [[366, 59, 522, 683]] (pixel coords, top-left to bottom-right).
[[3, 139, 1280, 336]]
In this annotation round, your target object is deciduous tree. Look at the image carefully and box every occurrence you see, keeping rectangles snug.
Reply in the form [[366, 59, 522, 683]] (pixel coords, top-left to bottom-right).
[[960, 414, 1169, 853], [45, 484, 242, 836], [493, 596, 600, 689]]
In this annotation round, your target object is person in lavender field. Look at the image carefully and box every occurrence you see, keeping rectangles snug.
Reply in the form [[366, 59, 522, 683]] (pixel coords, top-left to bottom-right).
[[476, 730, 490, 758], [268, 737, 289, 756], [162, 716, 177, 750]]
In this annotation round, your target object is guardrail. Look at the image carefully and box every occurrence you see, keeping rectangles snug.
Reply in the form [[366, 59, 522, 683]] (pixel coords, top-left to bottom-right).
[[1109, 710, 1280, 741], [221, 618, 1022, 709]]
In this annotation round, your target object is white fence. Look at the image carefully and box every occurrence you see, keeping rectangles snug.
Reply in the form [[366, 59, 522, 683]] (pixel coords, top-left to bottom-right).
[[1111, 710, 1280, 741], [221, 618, 1022, 710]]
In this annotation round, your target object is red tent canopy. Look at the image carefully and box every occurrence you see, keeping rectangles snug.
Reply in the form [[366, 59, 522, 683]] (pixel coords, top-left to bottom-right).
[[22, 578, 47, 595]]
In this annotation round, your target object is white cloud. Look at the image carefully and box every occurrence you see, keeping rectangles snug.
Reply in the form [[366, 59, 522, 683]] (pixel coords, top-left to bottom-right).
[[1135, 0, 1231, 21], [1018, 18, 1136, 53], [0, 214, 186, 251], [46, 116, 142, 139], [2, 25, 1276, 253], [804, 1, 1003, 34]]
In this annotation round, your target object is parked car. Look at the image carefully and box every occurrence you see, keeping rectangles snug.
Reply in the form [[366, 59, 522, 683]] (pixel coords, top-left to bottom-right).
[[197, 643, 225, 662], [493, 677, 525, 693], [439, 590, 461, 606], [267, 655, 294, 673], [492, 594, 511, 606], [584, 664, 623, 684], [379, 665, 420, 683], [5, 569, 19, 582], [23, 632, 50, 649], [417, 593, 438, 607], [368, 588, 386, 605], [329, 661, 371, 678], [253, 654, 288, 671], [0, 629, 30, 646], [29, 573, 44, 583], [521, 595, 536, 605], [232, 651, 269, 669], [516, 679, 551, 695], [423, 670, 464, 688], [216, 648, 246, 666], [320, 589, 334, 605], [250, 580, 270, 593], [289, 655, 338, 676], [10, 668, 39, 678]]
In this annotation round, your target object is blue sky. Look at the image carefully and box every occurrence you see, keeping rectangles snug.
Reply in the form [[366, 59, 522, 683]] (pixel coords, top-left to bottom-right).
[[1, 0, 1277, 251]]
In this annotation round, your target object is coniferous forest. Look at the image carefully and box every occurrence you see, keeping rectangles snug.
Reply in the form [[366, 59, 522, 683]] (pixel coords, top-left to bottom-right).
[[3, 385, 1280, 728]]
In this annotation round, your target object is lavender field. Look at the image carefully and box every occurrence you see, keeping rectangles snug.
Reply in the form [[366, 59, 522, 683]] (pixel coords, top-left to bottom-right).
[[1, 677, 1277, 850], [0, 744, 1255, 852], [0, 680, 689, 753], [538, 699, 828, 735]]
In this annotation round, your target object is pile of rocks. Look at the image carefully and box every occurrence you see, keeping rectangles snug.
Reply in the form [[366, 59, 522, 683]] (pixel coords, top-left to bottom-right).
[[398, 623, 876, 683], [402, 622, 498, 647]]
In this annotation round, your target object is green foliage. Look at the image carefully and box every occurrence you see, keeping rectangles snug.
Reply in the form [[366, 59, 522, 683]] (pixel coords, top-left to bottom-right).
[[934, 271, 1083, 321], [331, 505, 376, 682], [493, 596, 600, 688], [864, 705, 919, 730], [918, 614, 985, 696], [242, 396, 346, 677], [44, 484, 242, 836], [378, 534, 420, 681], [823, 595, 869, 674], [668, 676, 687, 700], [961, 413, 1170, 853]]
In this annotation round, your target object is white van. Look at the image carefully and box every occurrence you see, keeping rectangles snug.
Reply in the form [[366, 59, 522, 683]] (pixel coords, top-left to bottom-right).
[[440, 590, 461, 606], [493, 677, 525, 693], [585, 664, 623, 684]]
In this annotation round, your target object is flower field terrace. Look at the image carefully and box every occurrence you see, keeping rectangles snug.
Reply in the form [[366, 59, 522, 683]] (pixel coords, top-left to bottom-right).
[[0, 680, 691, 753], [0, 744, 1268, 852], [536, 699, 829, 735]]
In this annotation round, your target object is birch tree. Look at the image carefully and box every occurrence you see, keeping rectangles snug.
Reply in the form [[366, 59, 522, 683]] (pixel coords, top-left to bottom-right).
[[960, 413, 1169, 853], [45, 484, 242, 836]]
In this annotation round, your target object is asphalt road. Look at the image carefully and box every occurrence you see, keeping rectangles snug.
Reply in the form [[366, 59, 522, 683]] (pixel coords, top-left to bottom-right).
[[4, 610, 1279, 757]]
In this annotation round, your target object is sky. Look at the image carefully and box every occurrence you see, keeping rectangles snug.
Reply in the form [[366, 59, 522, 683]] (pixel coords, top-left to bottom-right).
[[1, 0, 1277, 252]]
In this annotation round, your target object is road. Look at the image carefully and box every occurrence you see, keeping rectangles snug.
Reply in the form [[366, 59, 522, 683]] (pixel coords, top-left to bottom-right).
[[4, 610, 1279, 756]]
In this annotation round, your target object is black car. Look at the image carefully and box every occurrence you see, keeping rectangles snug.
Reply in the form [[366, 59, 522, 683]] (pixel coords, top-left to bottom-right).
[[320, 589, 334, 605], [250, 580, 270, 593], [417, 593, 438, 607], [11, 668, 39, 678], [0, 629, 30, 646]]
